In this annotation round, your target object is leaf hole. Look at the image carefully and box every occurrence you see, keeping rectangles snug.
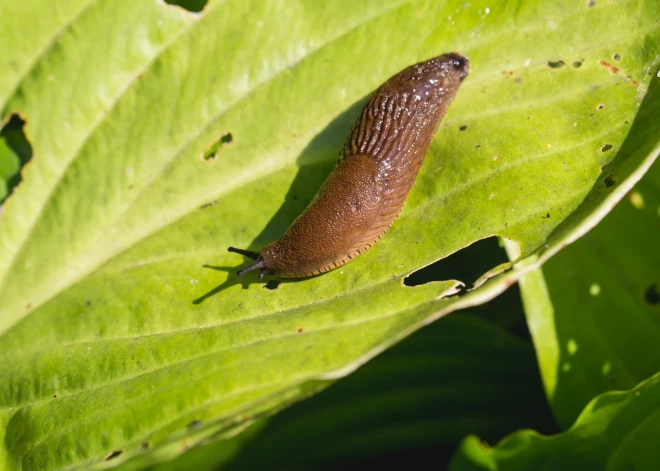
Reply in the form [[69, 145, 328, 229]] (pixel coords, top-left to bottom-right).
[[572, 60, 583, 68], [104, 451, 123, 461], [588, 0, 596, 6], [613, 53, 621, 61], [202, 132, 233, 161], [547, 60, 565, 69], [596, 103, 605, 111], [604, 174, 616, 187], [162, 0, 208, 13], [459, 125, 467, 131], [0, 113, 33, 205], [403, 237, 508, 289], [601, 144, 613, 152], [645, 282, 660, 305]]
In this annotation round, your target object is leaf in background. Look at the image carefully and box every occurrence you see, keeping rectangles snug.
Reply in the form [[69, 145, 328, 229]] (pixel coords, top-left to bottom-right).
[[513, 159, 660, 429], [449, 371, 660, 471], [0, 0, 659, 469]]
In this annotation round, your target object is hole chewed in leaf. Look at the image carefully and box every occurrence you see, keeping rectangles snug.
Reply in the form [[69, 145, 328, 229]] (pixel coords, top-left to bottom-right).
[[202, 132, 233, 161], [547, 60, 565, 69], [601, 144, 613, 152], [572, 60, 583, 68], [596, 103, 605, 111], [645, 283, 660, 305], [604, 174, 616, 188], [162, 0, 208, 13], [0, 114, 33, 205], [104, 451, 123, 461], [613, 53, 621, 61], [404, 237, 509, 291]]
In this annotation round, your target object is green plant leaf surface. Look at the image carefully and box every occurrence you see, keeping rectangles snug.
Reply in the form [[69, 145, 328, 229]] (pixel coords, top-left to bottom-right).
[[1, 0, 659, 469], [449, 371, 660, 471], [514, 159, 660, 429]]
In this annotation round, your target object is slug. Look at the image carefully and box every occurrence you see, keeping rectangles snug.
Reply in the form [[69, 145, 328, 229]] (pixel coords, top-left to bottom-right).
[[229, 52, 470, 279]]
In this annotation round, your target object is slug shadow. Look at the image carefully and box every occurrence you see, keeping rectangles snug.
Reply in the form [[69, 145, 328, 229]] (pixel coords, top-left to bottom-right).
[[193, 98, 367, 303]]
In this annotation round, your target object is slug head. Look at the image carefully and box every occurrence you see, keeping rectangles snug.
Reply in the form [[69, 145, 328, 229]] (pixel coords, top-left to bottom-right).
[[444, 52, 470, 81], [228, 239, 308, 280], [228, 246, 273, 280]]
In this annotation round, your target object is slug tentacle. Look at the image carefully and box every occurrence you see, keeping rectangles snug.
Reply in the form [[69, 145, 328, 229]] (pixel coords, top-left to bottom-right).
[[227, 247, 260, 260], [229, 52, 470, 279]]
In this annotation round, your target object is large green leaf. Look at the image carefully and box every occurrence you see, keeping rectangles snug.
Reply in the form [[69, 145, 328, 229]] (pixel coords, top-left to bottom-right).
[[449, 371, 660, 471], [513, 159, 660, 429], [1, 0, 659, 469]]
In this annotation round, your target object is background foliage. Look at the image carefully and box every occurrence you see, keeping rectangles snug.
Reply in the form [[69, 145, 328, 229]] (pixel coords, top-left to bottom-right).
[[0, 0, 658, 469]]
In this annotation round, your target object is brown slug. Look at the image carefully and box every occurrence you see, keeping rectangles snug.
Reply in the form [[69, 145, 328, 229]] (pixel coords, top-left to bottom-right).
[[229, 52, 470, 279]]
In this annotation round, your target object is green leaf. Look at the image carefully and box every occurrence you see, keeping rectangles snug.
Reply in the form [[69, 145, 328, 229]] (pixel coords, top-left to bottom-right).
[[449, 371, 660, 471], [1, 1, 659, 469], [514, 159, 660, 429]]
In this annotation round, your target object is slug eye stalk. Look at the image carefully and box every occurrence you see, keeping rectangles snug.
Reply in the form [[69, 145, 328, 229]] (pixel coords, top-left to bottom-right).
[[227, 247, 259, 260], [228, 247, 269, 280]]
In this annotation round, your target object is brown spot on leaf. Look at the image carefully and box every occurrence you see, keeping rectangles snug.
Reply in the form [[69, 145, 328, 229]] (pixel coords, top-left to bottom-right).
[[599, 60, 619, 74]]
